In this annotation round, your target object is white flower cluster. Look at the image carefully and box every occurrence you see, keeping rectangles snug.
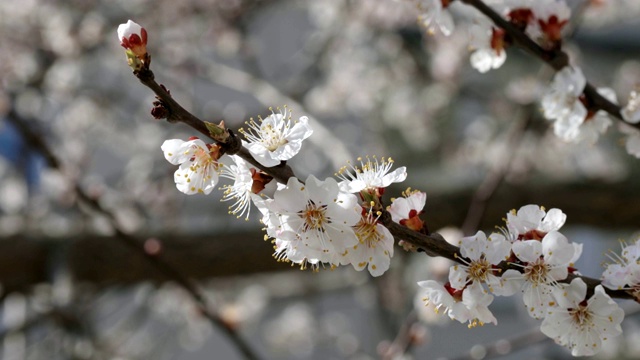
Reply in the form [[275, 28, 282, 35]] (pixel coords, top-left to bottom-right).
[[160, 107, 414, 277], [414, 2, 640, 154], [416, 0, 572, 73], [417, 205, 625, 357], [541, 66, 618, 145], [119, 19, 634, 359]]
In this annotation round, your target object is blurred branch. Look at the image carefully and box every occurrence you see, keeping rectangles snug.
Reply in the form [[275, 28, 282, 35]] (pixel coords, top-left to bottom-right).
[[460, 0, 639, 130], [448, 326, 548, 360], [379, 311, 421, 360], [5, 111, 261, 360]]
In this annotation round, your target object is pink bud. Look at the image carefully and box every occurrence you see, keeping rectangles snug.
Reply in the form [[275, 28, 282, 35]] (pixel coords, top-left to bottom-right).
[[117, 20, 148, 58]]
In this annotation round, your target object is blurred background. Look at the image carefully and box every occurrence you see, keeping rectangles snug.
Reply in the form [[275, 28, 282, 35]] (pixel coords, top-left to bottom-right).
[[1, 0, 640, 359]]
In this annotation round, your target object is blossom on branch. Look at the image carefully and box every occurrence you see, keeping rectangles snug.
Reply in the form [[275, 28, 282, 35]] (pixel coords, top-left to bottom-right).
[[219, 155, 256, 220], [347, 205, 394, 277], [388, 188, 426, 232], [622, 90, 640, 124], [449, 231, 511, 293], [541, 66, 590, 142], [468, 20, 507, 73], [240, 107, 313, 167], [501, 230, 577, 319], [505, 204, 566, 240], [417, 280, 497, 328], [602, 239, 640, 301], [259, 175, 361, 268], [541, 278, 624, 357], [526, 0, 570, 49], [336, 156, 407, 199], [620, 124, 640, 158], [161, 137, 223, 195], [417, 0, 455, 36]]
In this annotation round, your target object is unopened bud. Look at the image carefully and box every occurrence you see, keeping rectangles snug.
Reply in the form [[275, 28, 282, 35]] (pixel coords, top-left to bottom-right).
[[117, 20, 148, 59]]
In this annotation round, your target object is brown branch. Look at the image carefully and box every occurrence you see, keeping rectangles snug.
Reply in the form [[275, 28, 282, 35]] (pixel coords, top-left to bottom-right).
[[460, 0, 640, 131], [380, 211, 461, 262], [135, 67, 296, 184], [6, 110, 261, 360]]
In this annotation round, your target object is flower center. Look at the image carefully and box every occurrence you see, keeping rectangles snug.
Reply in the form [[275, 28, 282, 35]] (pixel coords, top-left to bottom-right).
[[299, 202, 328, 232], [467, 258, 491, 282], [261, 124, 288, 151], [524, 258, 548, 284], [355, 218, 381, 247], [569, 305, 592, 329]]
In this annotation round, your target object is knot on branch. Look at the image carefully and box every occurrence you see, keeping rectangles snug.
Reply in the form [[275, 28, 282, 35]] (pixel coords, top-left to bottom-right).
[[135, 66, 154, 82], [150, 84, 171, 120], [221, 129, 243, 155]]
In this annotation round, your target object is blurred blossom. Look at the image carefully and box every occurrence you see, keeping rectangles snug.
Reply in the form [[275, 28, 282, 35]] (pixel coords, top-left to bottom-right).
[[0, 176, 28, 214], [263, 303, 317, 357], [505, 76, 545, 105], [44, 60, 82, 95], [39, 4, 76, 56], [0, 216, 24, 237]]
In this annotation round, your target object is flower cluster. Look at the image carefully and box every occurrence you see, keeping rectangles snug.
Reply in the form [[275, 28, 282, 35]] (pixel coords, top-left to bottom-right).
[[417, 204, 624, 356], [159, 106, 313, 221], [157, 100, 412, 276], [541, 66, 617, 145], [255, 155, 408, 276]]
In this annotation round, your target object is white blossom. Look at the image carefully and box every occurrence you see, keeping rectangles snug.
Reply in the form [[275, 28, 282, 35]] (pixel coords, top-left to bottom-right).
[[541, 66, 589, 142], [219, 155, 254, 220], [241, 107, 313, 167], [602, 239, 640, 300], [417, 0, 455, 36], [336, 156, 407, 195], [468, 20, 507, 73], [449, 231, 511, 293], [417, 280, 497, 328], [505, 204, 567, 240], [572, 88, 616, 145], [622, 90, 640, 124], [541, 278, 624, 357], [619, 124, 640, 158], [501, 231, 576, 319], [346, 206, 394, 277], [388, 189, 426, 231], [161, 138, 222, 195], [268, 175, 361, 265]]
